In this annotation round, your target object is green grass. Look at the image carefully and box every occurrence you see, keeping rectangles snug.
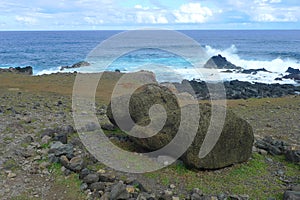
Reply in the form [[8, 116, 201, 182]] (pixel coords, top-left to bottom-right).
[[3, 136, 13, 142], [272, 155, 300, 178], [3, 158, 19, 171], [48, 162, 86, 200], [142, 153, 293, 199], [10, 195, 39, 200], [40, 142, 51, 149]]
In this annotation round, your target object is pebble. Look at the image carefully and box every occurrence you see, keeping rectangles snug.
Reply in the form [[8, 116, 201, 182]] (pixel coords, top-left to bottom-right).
[[170, 184, 176, 189], [266, 157, 273, 162], [7, 172, 17, 178], [126, 185, 135, 193], [164, 190, 173, 196], [258, 149, 268, 155], [277, 170, 284, 176], [97, 169, 106, 174]]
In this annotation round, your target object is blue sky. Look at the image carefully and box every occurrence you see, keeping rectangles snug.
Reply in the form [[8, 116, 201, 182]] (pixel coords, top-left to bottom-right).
[[0, 0, 299, 30]]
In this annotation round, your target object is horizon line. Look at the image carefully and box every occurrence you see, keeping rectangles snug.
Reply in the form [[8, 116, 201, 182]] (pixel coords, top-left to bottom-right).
[[0, 29, 300, 32]]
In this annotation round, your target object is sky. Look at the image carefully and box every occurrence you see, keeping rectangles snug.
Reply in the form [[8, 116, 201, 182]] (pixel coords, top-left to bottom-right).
[[0, 0, 299, 30]]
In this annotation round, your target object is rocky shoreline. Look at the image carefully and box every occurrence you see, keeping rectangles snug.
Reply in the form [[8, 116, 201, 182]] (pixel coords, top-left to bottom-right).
[[173, 79, 300, 100]]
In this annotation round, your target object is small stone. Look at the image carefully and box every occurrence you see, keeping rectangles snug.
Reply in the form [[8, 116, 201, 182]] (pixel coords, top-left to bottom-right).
[[277, 170, 284, 176], [53, 133, 68, 144], [60, 125, 75, 135], [99, 174, 115, 182], [60, 155, 69, 168], [7, 172, 17, 178], [39, 161, 50, 169], [137, 192, 156, 200], [100, 192, 110, 200], [33, 155, 41, 161], [101, 123, 116, 131], [41, 135, 52, 145], [48, 154, 59, 163], [239, 194, 250, 200], [89, 182, 106, 191], [61, 166, 66, 172], [79, 168, 90, 179], [110, 182, 130, 200], [191, 193, 201, 200], [258, 149, 268, 155], [218, 194, 227, 200], [164, 190, 173, 196], [169, 184, 176, 189], [49, 142, 73, 158], [192, 188, 203, 196], [68, 156, 85, 172], [283, 191, 300, 200], [266, 157, 273, 162], [97, 169, 106, 174], [126, 185, 135, 193], [291, 184, 300, 192], [42, 169, 50, 175], [172, 197, 180, 200], [80, 183, 88, 191], [252, 146, 258, 152], [128, 180, 147, 192], [285, 150, 300, 163], [23, 135, 34, 143], [83, 173, 99, 184]]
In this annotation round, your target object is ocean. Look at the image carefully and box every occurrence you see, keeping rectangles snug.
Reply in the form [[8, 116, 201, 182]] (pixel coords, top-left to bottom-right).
[[0, 30, 300, 83]]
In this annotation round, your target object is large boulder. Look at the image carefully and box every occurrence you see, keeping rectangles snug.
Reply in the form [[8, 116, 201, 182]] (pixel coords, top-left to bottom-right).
[[107, 84, 254, 169]]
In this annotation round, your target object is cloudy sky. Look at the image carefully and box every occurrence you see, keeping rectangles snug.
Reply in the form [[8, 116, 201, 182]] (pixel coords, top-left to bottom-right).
[[0, 0, 299, 30]]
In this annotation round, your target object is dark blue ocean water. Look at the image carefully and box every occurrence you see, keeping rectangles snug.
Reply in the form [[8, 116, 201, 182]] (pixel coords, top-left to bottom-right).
[[0, 30, 300, 79]]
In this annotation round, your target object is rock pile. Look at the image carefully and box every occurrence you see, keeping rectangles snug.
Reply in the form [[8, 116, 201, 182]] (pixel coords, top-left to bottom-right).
[[173, 80, 300, 100], [255, 136, 300, 164]]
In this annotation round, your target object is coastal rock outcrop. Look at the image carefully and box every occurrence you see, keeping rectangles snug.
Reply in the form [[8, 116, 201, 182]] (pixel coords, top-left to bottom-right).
[[0, 66, 33, 75], [204, 54, 242, 70], [286, 67, 300, 74], [60, 61, 90, 71], [240, 68, 270, 74], [283, 67, 300, 81], [107, 83, 254, 169], [173, 80, 300, 100]]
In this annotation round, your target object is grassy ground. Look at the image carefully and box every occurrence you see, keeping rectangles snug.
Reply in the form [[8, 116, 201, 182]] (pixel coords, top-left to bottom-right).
[[0, 72, 299, 199]]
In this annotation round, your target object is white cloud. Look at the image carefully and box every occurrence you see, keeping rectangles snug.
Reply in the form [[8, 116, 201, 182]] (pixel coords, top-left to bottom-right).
[[173, 3, 213, 23], [0, 0, 299, 30], [250, 1, 299, 22], [254, 0, 281, 6], [136, 12, 168, 24], [254, 13, 298, 22], [270, 0, 281, 3], [134, 5, 143, 9], [15, 16, 37, 25], [84, 17, 104, 24]]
